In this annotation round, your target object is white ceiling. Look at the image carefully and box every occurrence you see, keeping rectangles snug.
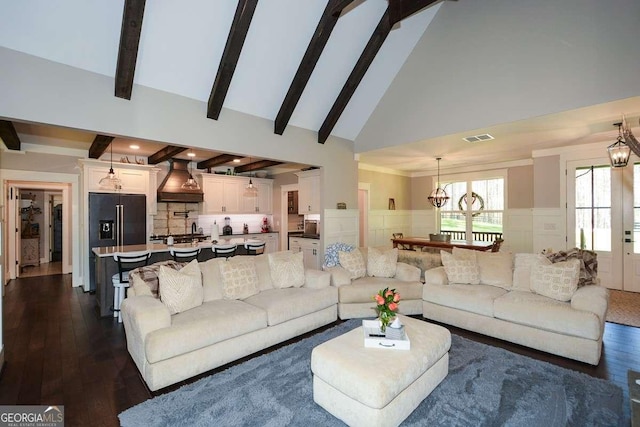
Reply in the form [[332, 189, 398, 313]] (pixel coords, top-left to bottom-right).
[[1, 0, 639, 174]]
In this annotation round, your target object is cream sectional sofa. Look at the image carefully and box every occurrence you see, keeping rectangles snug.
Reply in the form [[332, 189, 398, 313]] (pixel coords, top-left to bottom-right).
[[324, 247, 423, 319], [121, 252, 337, 391], [422, 250, 608, 365]]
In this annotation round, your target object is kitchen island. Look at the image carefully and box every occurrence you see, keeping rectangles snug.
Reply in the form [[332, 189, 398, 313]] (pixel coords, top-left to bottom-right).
[[92, 235, 278, 317]]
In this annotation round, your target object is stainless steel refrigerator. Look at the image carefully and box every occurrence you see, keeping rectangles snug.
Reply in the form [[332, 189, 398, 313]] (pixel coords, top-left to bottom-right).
[[88, 192, 146, 291]]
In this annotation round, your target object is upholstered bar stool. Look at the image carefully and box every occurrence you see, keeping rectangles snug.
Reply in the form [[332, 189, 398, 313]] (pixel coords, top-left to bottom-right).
[[212, 243, 237, 259], [169, 246, 201, 262], [112, 250, 151, 323], [245, 241, 266, 255]]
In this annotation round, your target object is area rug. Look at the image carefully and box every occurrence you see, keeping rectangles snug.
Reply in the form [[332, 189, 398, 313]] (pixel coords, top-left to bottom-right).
[[607, 290, 640, 328], [119, 320, 625, 427]]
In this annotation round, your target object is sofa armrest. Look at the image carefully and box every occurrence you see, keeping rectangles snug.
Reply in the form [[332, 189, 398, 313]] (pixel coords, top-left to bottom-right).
[[323, 266, 352, 287], [304, 269, 331, 289], [121, 296, 171, 341], [394, 262, 421, 282], [424, 266, 449, 286], [571, 285, 609, 320]]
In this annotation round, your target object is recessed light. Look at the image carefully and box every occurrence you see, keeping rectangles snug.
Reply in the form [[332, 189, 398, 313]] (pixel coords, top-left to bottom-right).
[[233, 159, 241, 163], [187, 152, 196, 157], [129, 144, 140, 149]]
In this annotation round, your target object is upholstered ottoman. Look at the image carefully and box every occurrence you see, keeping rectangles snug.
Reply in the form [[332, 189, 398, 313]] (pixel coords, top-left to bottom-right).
[[311, 315, 451, 427]]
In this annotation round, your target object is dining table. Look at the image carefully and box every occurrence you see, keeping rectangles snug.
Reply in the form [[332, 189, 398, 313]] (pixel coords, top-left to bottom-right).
[[391, 236, 494, 252]]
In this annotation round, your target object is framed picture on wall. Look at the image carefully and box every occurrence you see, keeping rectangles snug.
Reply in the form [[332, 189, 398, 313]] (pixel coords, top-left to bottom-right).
[[388, 198, 395, 210]]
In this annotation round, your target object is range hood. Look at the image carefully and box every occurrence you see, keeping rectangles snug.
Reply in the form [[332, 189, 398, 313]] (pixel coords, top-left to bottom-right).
[[157, 159, 204, 203]]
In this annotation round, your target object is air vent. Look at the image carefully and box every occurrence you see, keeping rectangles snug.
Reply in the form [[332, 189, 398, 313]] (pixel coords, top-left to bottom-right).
[[463, 133, 494, 143]]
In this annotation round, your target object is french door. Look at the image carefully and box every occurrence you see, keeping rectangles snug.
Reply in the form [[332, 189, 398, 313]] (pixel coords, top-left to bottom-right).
[[568, 159, 640, 292]]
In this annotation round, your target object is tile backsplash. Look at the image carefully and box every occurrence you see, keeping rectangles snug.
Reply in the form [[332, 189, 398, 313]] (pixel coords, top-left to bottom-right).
[[153, 202, 199, 236]]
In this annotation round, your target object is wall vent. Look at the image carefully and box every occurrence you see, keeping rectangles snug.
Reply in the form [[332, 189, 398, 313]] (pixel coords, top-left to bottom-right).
[[463, 133, 494, 143]]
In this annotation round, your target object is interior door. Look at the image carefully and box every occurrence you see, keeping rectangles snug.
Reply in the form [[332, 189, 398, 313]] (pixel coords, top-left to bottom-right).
[[568, 159, 640, 292]]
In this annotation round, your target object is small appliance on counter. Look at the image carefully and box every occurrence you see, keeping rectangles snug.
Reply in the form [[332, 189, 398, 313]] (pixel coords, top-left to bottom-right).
[[243, 223, 249, 234], [222, 217, 233, 236], [302, 219, 319, 238], [261, 217, 270, 233]]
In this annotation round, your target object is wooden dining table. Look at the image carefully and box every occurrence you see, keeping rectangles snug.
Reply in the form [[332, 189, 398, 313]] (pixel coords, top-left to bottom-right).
[[391, 237, 494, 252]]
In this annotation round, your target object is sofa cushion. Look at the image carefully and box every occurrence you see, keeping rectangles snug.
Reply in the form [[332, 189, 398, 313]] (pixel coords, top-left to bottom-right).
[[243, 287, 338, 326], [158, 260, 203, 315], [145, 299, 268, 364], [268, 251, 305, 288], [219, 258, 259, 300], [476, 251, 513, 289], [367, 247, 398, 278], [531, 258, 580, 302], [323, 266, 352, 287], [494, 290, 601, 340], [423, 283, 507, 317], [441, 251, 480, 285], [338, 277, 423, 304], [513, 254, 551, 292], [199, 258, 225, 301], [254, 254, 274, 291], [304, 269, 331, 289], [339, 249, 366, 279]]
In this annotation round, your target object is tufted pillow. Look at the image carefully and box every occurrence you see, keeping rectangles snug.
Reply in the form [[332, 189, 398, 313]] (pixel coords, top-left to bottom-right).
[[219, 258, 259, 300], [441, 250, 480, 285], [531, 258, 580, 301], [268, 251, 305, 288], [158, 260, 203, 315], [338, 249, 366, 279], [367, 247, 398, 278], [513, 253, 552, 292]]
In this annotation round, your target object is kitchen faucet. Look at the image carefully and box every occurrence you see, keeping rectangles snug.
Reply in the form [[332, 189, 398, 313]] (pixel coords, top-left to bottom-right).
[[192, 222, 197, 234]]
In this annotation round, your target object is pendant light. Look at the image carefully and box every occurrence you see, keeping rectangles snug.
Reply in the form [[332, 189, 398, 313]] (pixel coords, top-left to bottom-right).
[[181, 151, 200, 190], [607, 122, 631, 168], [243, 158, 258, 198], [98, 142, 122, 190], [428, 157, 449, 208]]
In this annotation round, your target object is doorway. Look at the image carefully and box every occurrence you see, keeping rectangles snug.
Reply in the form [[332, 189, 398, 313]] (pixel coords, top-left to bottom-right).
[[567, 159, 640, 292]]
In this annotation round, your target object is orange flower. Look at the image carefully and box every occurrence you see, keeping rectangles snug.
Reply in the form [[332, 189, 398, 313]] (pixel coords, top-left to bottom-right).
[[385, 290, 394, 298], [393, 293, 400, 303], [374, 294, 385, 305], [388, 302, 398, 311]]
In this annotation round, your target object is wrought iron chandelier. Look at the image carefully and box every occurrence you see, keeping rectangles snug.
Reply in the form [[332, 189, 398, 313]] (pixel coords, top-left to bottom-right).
[[428, 157, 449, 208]]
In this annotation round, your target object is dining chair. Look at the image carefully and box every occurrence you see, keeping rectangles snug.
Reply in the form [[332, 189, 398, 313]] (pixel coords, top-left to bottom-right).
[[392, 233, 413, 251], [112, 250, 151, 323]]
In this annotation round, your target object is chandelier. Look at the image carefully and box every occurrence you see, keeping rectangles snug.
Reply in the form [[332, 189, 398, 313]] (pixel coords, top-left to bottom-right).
[[607, 122, 631, 168], [428, 157, 449, 208], [98, 142, 122, 190], [181, 151, 200, 190]]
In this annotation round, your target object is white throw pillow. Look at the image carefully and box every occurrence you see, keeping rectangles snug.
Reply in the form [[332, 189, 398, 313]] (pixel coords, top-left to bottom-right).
[[452, 247, 477, 262], [513, 253, 552, 292], [268, 251, 305, 288], [476, 251, 513, 289], [338, 249, 366, 279], [199, 258, 226, 301], [367, 247, 398, 278], [159, 260, 203, 315], [441, 250, 480, 285], [219, 258, 259, 300], [531, 258, 580, 302]]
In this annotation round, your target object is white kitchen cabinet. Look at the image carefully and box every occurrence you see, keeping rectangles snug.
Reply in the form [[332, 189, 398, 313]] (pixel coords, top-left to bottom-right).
[[201, 174, 272, 214], [245, 232, 278, 253], [82, 161, 150, 195], [289, 237, 321, 269], [295, 169, 320, 214], [242, 179, 273, 214]]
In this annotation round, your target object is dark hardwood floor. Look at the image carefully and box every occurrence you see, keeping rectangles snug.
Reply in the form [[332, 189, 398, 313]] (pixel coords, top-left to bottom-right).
[[0, 274, 638, 426]]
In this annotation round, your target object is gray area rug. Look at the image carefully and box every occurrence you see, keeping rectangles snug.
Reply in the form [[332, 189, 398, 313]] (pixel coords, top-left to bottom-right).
[[120, 319, 625, 427]]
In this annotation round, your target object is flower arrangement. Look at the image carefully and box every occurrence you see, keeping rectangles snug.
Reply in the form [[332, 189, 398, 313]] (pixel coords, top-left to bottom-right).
[[374, 287, 400, 332]]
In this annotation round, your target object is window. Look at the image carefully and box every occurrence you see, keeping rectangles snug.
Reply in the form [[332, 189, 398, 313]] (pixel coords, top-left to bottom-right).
[[439, 175, 504, 242], [574, 166, 611, 251]]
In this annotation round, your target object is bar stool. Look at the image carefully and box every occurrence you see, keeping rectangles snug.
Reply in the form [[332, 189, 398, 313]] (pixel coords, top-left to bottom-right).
[[169, 246, 201, 262], [245, 241, 266, 255], [212, 243, 237, 259], [112, 250, 151, 323]]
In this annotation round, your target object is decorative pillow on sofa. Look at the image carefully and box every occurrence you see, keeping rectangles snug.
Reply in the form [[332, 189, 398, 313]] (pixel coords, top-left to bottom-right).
[[338, 249, 366, 279], [159, 260, 203, 315], [452, 247, 477, 261], [219, 258, 260, 299], [441, 251, 480, 285], [476, 251, 513, 289], [367, 247, 398, 278], [546, 248, 598, 287], [513, 253, 551, 292], [268, 251, 305, 288], [130, 260, 186, 298], [531, 258, 580, 302], [324, 242, 355, 268]]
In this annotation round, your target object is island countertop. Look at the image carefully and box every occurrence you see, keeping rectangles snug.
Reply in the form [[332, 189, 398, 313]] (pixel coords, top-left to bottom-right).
[[92, 237, 268, 258]]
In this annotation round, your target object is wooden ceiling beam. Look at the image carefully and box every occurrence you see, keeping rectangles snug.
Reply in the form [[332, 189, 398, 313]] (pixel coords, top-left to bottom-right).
[[234, 159, 282, 173], [147, 145, 187, 165], [0, 120, 21, 150], [207, 0, 259, 120], [274, 0, 355, 135], [197, 154, 243, 170], [88, 135, 114, 159], [115, 0, 146, 100]]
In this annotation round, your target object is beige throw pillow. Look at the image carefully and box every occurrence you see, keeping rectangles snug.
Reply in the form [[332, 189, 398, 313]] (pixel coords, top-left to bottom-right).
[[159, 260, 203, 315], [441, 251, 480, 285], [531, 258, 580, 301], [513, 253, 552, 292], [367, 247, 398, 278], [219, 258, 259, 300], [476, 251, 513, 289], [338, 249, 366, 279], [268, 251, 305, 288]]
